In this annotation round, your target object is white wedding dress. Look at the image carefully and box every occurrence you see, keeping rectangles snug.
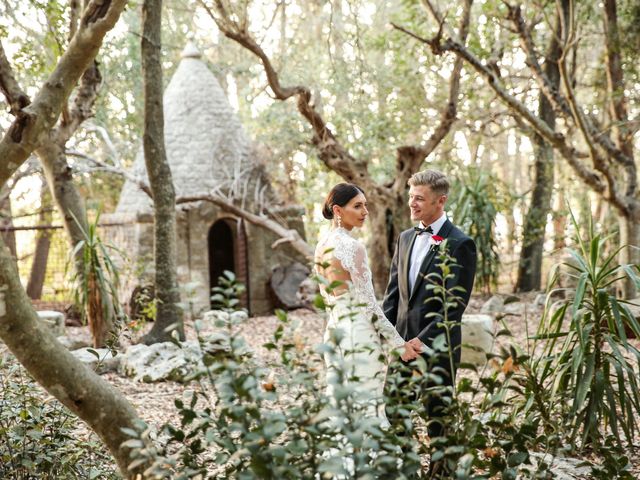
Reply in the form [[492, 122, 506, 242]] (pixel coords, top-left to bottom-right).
[[315, 227, 405, 428]]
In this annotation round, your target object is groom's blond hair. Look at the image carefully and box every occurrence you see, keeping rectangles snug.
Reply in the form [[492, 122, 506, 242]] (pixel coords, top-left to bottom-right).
[[408, 169, 449, 196]]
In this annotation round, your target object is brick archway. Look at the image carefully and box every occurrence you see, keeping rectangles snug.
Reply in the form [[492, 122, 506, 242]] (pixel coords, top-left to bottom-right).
[[208, 220, 235, 308], [207, 218, 250, 311]]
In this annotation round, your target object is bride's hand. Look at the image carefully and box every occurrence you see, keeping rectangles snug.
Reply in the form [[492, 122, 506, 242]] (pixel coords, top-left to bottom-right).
[[407, 337, 424, 353], [400, 342, 418, 362]]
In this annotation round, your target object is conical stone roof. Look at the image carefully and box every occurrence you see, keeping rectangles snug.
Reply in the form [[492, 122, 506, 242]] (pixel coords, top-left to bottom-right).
[[116, 43, 255, 213]]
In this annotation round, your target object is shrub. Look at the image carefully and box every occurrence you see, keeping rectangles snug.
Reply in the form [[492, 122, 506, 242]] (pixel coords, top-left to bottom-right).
[[210, 270, 247, 313], [448, 166, 511, 293], [0, 357, 118, 479], [532, 213, 640, 460], [124, 305, 428, 479], [124, 236, 638, 478]]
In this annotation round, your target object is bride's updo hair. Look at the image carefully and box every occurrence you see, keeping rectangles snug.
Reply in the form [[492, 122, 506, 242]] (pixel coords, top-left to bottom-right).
[[322, 183, 365, 220]]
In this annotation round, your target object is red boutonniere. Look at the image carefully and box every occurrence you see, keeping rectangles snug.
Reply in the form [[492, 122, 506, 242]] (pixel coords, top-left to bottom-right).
[[431, 235, 444, 244]]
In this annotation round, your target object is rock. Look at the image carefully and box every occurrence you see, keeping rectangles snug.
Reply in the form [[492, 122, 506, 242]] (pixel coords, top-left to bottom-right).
[[558, 253, 581, 289], [534, 290, 565, 309], [461, 314, 494, 365], [503, 301, 527, 315], [270, 262, 311, 309], [533, 293, 547, 308], [503, 294, 520, 304], [119, 333, 254, 383], [36, 310, 65, 336], [120, 341, 211, 382], [480, 296, 504, 315], [57, 335, 91, 350], [230, 310, 249, 323], [297, 276, 318, 307], [529, 453, 592, 479], [202, 310, 230, 324], [71, 347, 120, 374]]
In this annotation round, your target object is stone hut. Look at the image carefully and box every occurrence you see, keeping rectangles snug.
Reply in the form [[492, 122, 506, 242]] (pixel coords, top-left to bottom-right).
[[104, 44, 306, 315]]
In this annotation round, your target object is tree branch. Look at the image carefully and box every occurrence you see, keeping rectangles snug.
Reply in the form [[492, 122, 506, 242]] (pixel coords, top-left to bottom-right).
[[0, 41, 31, 116], [71, 151, 313, 258], [506, 3, 572, 118], [177, 195, 313, 258], [422, 32, 606, 194], [556, 2, 629, 213], [197, 0, 370, 185], [603, 0, 636, 197], [512, 1, 635, 198], [392, 0, 472, 193], [0, 0, 128, 187]]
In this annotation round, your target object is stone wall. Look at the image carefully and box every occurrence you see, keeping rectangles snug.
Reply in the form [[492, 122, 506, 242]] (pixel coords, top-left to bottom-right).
[[102, 203, 308, 317]]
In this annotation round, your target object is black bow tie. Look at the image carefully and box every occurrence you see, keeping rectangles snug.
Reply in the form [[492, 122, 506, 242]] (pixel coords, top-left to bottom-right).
[[414, 225, 434, 236]]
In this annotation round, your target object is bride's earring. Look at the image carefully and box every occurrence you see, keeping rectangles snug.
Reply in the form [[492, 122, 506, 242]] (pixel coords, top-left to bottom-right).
[[337, 216, 343, 228]]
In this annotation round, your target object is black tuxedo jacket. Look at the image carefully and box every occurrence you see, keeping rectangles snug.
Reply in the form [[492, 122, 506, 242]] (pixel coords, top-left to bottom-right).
[[382, 219, 477, 366]]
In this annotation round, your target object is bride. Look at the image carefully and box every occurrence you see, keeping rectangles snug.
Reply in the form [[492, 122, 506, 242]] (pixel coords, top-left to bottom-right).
[[314, 183, 419, 427]]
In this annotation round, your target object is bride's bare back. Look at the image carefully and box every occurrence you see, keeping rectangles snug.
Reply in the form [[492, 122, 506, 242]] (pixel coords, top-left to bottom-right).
[[314, 250, 351, 297]]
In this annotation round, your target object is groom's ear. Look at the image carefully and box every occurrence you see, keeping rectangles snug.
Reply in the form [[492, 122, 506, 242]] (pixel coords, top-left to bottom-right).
[[439, 194, 448, 207]]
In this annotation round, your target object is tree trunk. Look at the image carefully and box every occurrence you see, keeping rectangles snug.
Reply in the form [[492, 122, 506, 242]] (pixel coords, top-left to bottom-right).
[[0, 236, 147, 477], [140, 0, 184, 344], [552, 180, 567, 251], [515, 7, 563, 292], [26, 183, 53, 299], [38, 142, 89, 273], [515, 140, 554, 291], [0, 1, 142, 474], [38, 143, 116, 346], [367, 196, 392, 293], [0, 187, 16, 259], [619, 207, 640, 299]]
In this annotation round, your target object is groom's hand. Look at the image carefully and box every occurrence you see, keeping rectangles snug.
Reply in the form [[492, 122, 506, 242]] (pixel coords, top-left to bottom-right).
[[401, 342, 419, 362], [408, 337, 424, 353]]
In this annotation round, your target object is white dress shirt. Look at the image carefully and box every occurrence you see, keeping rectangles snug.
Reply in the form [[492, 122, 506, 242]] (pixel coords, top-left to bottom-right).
[[408, 213, 447, 293]]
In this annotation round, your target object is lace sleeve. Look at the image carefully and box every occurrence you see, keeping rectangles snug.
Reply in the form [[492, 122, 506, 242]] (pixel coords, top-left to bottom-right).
[[335, 237, 405, 351]]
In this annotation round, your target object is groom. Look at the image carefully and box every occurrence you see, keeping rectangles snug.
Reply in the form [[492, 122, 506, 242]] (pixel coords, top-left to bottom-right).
[[383, 169, 477, 438]]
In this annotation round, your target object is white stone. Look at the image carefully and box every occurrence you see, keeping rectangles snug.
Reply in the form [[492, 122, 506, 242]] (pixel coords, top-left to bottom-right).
[[529, 453, 592, 479], [461, 314, 494, 365], [120, 341, 203, 383], [36, 310, 65, 336], [71, 347, 119, 374], [202, 310, 230, 324], [504, 301, 527, 315], [181, 42, 201, 59], [480, 296, 504, 315], [230, 310, 249, 323], [119, 334, 253, 383], [533, 293, 547, 308], [57, 335, 91, 350]]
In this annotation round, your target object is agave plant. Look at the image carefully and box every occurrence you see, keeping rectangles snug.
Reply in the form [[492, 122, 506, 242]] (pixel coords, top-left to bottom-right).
[[448, 166, 511, 293], [533, 211, 640, 452], [69, 211, 123, 348]]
